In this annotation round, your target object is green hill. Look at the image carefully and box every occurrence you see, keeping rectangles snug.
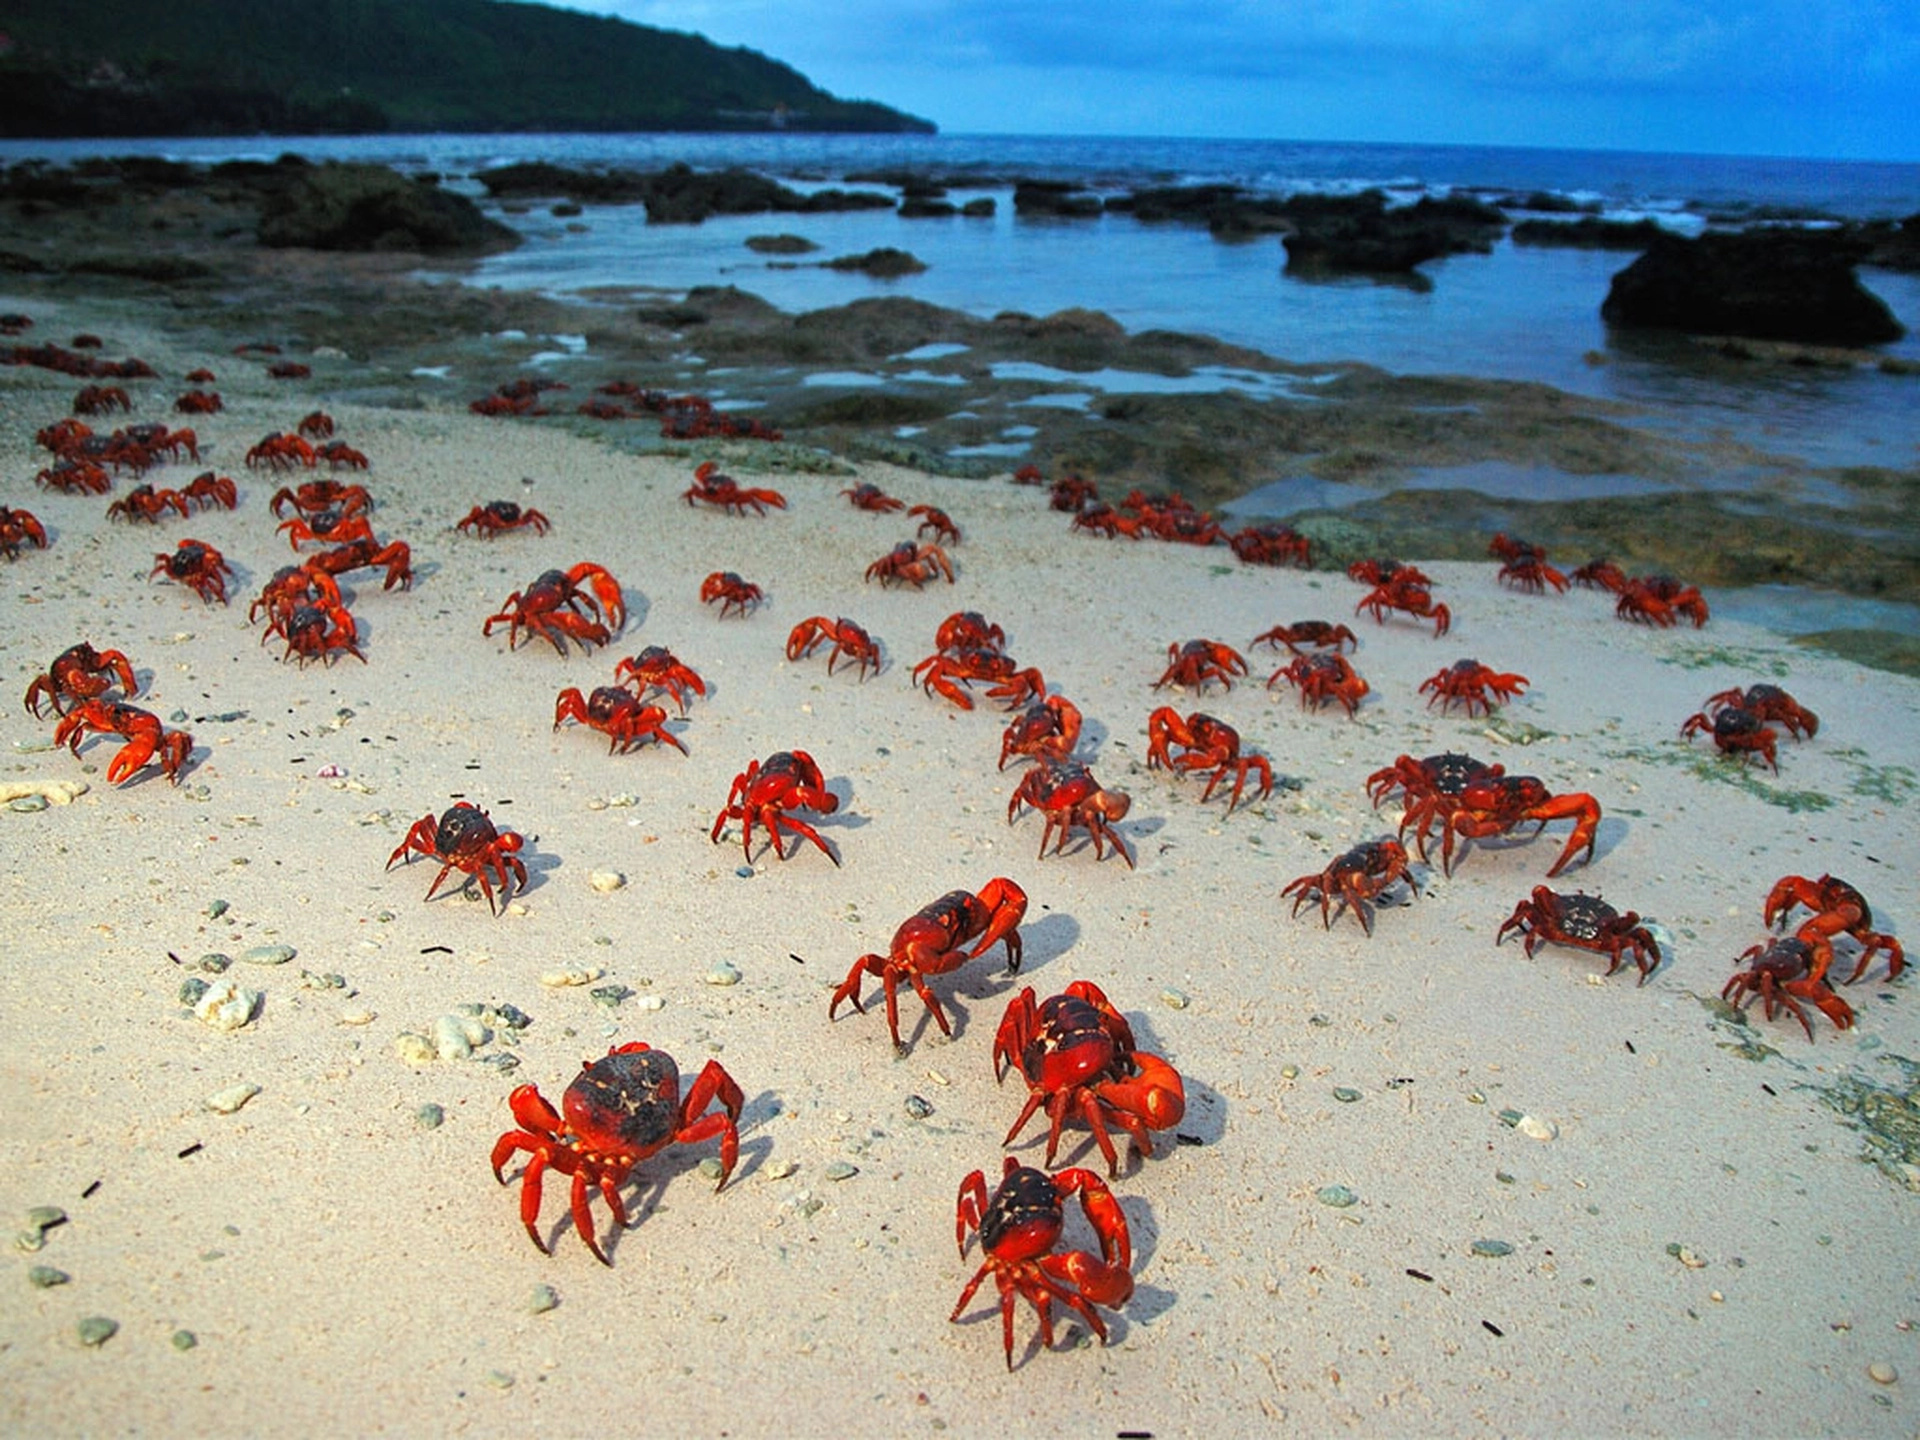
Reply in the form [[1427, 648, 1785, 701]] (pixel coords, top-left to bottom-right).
[[0, 0, 935, 136]]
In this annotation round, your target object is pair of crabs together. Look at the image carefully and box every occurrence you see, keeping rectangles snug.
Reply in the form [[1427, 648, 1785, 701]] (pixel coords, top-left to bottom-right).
[[1680, 683, 1819, 774], [550, 645, 709, 756], [1722, 875, 1905, 1040], [24, 642, 191, 787]]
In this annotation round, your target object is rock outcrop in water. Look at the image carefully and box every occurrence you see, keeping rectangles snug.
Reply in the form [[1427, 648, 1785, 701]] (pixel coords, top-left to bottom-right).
[[256, 163, 519, 255], [1600, 230, 1905, 345], [476, 163, 893, 225]]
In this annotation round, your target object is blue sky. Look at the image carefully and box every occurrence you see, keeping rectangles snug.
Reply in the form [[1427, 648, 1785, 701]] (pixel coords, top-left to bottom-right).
[[561, 0, 1919, 161]]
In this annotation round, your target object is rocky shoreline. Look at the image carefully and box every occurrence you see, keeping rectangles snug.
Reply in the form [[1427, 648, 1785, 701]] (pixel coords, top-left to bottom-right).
[[4, 156, 1916, 674]]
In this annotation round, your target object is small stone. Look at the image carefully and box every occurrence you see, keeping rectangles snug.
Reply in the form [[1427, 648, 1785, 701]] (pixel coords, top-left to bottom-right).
[[1280, 1065, 1299, 1080], [197, 953, 232, 974], [764, 1159, 799, 1180], [178, 977, 210, 1007], [540, 966, 603, 987], [339, 1007, 376, 1026], [484, 1369, 515, 1390], [171, 1329, 198, 1351], [239, 944, 296, 966], [1516, 1114, 1558, 1141], [415, 1103, 445, 1129], [633, 994, 666, 1012], [77, 1316, 119, 1347], [904, 1095, 934, 1119], [26, 1206, 66, 1233], [15, 1229, 44, 1252], [28, 1265, 69, 1288], [206, 899, 230, 919], [8, 793, 49, 812], [1867, 1361, 1897, 1385], [1497, 1108, 1524, 1127], [587, 869, 626, 893], [205, 1083, 261, 1114], [705, 962, 742, 986], [1316, 1184, 1358, 1208], [590, 984, 632, 1008], [193, 980, 261, 1031], [735, 865, 755, 879], [1471, 1239, 1515, 1258], [823, 1161, 859, 1181], [1161, 987, 1189, 1009], [698, 1157, 725, 1182], [393, 1032, 437, 1065], [527, 1284, 560, 1315], [1332, 1086, 1362, 1103]]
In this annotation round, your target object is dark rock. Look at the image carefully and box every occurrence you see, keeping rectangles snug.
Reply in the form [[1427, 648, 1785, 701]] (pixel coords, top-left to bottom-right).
[[745, 234, 819, 254], [960, 198, 996, 218], [257, 163, 517, 254], [825, 247, 927, 277], [1600, 230, 1905, 344], [899, 197, 958, 218], [1282, 192, 1506, 275], [1013, 180, 1103, 218], [1512, 217, 1671, 250], [1495, 191, 1597, 215], [1857, 213, 1920, 273], [475, 163, 653, 204]]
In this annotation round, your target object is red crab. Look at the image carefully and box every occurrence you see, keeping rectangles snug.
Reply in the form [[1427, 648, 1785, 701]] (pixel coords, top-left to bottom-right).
[[1145, 707, 1273, 815], [682, 460, 786, 516], [304, 538, 413, 591], [553, 686, 685, 755], [174, 389, 222, 415], [1442, 775, 1601, 878], [699, 571, 764, 618], [269, 479, 371, 520], [52, 700, 191, 785], [179, 472, 237, 512], [1571, 558, 1628, 593], [249, 564, 345, 626], [72, 383, 130, 415], [107, 484, 190, 524], [1356, 571, 1451, 636], [1251, 620, 1356, 655], [935, 611, 1007, 654], [865, 540, 954, 588], [829, 877, 1028, 1051], [710, 749, 840, 865], [841, 481, 905, 513], [35, 459, 111, 495], [296, 410, 335, 439], [0, 505, 50, 559], [1270, 652, 1370, 717], [1153, 639, 1248, 693], [1679, 705, 1778, 773], [1488, 533, 1567, 593], [909, 504, 961, 544], [278, 508, 376, 551], [993, 981, 1186, 1176], [953, 1157, 1134, 1370], [149, 539, 232, 604], [914, 646, 1046, 711], [1616, 575, 1708, 627], [786, 616, 880, 679], [1228, 523, 1311, 568], [1281, 838, 1414, 935], [491, 1042, 742, 1265], [457, 501, 550, 539], [999, 695, 1083, 770], [1346, 558, 1431, 587], [1702, 684, 1818, 740], [263, 599, 364, 666], [1366, 751, 1506, 862], [1419, 659, 1529, 716], [1070, 502, 1143, 540], [1049, 475, 1098, 512], [246, 432, 318, 470], [316, 440, 369, 471], [484, 564, 626, 653], [1008, 758, 1133, 868], [1723, 937, 1854, 1040], [1764, 875, 1904, 984], [385, 801, 527, 913], [24, 643, 139, 717], [613, 646, 706, 713], [1497, 886, 1661, 983]]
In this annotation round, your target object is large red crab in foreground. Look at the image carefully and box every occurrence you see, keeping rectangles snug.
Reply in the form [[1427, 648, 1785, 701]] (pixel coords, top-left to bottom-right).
[[710, 749, 840, 865], [1419, 659, 1528, 716], [1366, 751, 1506, 862], [491, 1042, 742, 1265], [24, 642, 138, 717], [999, 695, 1083, 770], [829, 877, 1028, 1051], [1282, 838, 1414, 935], [786, 616, 880, 679], [993, 981, 1186, 1176], [1764, 874, 1904, 984], [953, 1157, 1134, 1370], [52, 700, 192, 785], [1722, 937, 1855, 1040], [484, 563, 625, 654], [1145, 707, 1273, 815], [1153, 639, 1247, 693], [385, 801, 527, 914], [553, 686, 685, 755], [914, 646, 1045, 711], [1270, 652, 1370, 717], [614, 646, 706, 713], [1008, 758, 1133, 868], [1707, 684, 1818, 740], [1680, 704, 1779, 772], [1497, 886, 1661, 983], [1442, 775, 1601, 879], [149, 538, 232, 605]]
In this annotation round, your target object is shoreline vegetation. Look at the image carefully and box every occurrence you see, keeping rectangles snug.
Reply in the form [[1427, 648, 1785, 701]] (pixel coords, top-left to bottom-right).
[[4, 153, 1917, 676]]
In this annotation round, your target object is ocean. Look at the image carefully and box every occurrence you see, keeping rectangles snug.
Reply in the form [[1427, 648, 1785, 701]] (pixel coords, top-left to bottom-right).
[[7, 130, 1919, 633]]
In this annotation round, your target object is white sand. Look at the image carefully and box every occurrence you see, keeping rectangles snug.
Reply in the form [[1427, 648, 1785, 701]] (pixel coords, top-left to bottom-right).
[[3, 299, 1918, 1437]]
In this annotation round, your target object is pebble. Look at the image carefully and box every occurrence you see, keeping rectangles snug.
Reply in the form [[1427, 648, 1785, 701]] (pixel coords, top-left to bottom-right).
[[27, 1206, 66, 1232], [735, 865, 755, 878], [27, 1265, 69, 1288], [198, 953, 232, 974], [339, 1007, 376, 1026], [587, 869, 626, 893], [0, 778, 87, 805], [1516, 1114, 1558, 1141], [77, 1316, 119, 1347], [7, 794, 48, 813], [205, 1083, 261, 1114], [393, 1033, 437, 1065], [1161, 987, 1189, 1009], [206, 899, 230, 919], [764, 1159, 799, 1180], [590, 984, 631, 1008], [633, 994, 666, 1012], [705, 962, 742, 986], [904, 1095, 935, 1119], [194, 981, 260, 1031], [171, 1329, 198, 1351], [239, 944, 296, 966], [698, 1157, 725, 1182], [527, 1284, 560, 1315], [1471, 1239, 1515, 1257], [432, 1012, 490, 1060], [1332, 1087, 1363, 1103], [1316, 1184, 1358, 1208], [823, 1161, 859, 1181], [484, 1370, 515, 1390], [1868, 1361, 1898, 1385], [415, 1104, 445, 1129], [15, 1229, 45, 1253], [540, 965, 603, 987]]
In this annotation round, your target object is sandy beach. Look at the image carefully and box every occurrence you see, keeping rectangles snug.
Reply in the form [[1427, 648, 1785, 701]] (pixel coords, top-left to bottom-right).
[[3, 291, 1918, 1437]]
